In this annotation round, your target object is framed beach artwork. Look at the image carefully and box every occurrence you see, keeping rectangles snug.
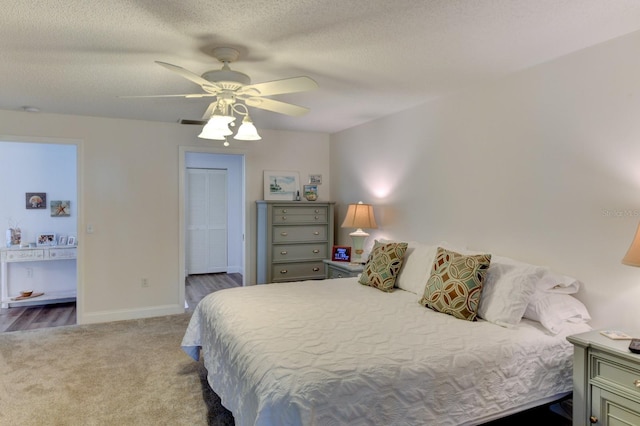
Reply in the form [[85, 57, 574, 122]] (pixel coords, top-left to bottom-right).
[[263, 170, 300, 200], [26, 192, 46, 209]]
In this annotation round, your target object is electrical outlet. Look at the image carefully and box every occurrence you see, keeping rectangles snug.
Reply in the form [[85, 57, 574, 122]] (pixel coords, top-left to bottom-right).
[[27, 268, 33, 278], [141, 278, 149, 288]]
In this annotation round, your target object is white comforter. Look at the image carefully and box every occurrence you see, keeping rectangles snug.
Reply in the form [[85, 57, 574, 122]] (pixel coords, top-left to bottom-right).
[[182, 278, 589, 426]]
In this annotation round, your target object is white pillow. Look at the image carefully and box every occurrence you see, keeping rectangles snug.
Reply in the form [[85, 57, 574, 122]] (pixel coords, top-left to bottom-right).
[[386, 240, 437, 295], [523, 293, 591, 334], [477, 256, 544, 327], [535, 273, 581, 294]]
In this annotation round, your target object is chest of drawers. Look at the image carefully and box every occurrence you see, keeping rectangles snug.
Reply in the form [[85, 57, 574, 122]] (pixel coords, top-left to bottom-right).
[[257, 201, 335, 284]]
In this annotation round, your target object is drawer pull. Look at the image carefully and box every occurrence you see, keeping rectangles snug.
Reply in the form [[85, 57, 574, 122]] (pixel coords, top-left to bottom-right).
[[337, 273, 343, 278], [312, 249, 320, 254], [281, 216, 287, 220], [314, 216, 319, 220], [314, 209, 320, 213], [312, 267, 320, 272], [280, 251, 288, 255], [313, 231, 320, 235], [635, 379, 640, 388], [280, 269, 288, 274], [280, 232, 288, 236], [282, 209, 287, 213], [590, 416, 598, 424]]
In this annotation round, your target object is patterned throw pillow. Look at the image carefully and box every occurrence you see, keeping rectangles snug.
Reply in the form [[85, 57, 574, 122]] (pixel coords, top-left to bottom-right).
[[419, 247, 492, 321], [358, 241, 408, 292]]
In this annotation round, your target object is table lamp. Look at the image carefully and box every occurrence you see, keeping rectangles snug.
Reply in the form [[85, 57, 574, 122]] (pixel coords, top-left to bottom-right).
[[341, 201, 378, 263], [622, 222, 640, 266]]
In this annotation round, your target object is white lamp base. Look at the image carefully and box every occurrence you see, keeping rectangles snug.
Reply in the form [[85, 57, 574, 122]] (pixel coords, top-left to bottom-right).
[[349, 229, 369, 264]]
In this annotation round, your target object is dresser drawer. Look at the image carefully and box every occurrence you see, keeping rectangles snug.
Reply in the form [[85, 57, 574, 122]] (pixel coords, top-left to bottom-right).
[[591, 351, 640, 396], [48, 248, 77, 259], [272, 243, 327, 261], [272, 206, 328, 216], [4, 249, 45, 262], [272, 261, 325, 282], [272, 213, 327, 224], [273, 225, 327, 243]]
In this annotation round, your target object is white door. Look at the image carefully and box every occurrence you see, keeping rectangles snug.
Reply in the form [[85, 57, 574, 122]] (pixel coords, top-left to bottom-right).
[[186, 168, 228, 274]]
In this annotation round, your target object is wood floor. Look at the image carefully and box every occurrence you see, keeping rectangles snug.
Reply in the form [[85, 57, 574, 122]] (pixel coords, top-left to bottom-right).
[[0, 273, 242, 333]]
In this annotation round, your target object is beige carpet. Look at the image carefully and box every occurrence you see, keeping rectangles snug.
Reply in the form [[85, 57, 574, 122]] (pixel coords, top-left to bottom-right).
[[0, 314, 234, 425]]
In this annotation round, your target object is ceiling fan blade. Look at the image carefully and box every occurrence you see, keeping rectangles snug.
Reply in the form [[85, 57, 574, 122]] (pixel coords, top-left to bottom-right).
[[155, 61, 220, 91], [118, 93, 217, 99], [244, 97, 310, 116], [238, 76, 318, 97]]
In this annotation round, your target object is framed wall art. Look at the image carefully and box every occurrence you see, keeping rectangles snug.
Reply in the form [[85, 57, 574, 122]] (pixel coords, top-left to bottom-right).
[[51, 200, 71, 217], [263, 170, 300, 200], [26, 192, 46, 209]]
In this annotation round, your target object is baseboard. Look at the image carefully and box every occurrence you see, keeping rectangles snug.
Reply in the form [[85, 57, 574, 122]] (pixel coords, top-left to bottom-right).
[[78, 304, 184, 325]]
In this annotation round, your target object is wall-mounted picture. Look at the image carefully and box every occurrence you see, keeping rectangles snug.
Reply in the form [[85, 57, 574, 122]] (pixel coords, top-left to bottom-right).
[[36, 233, 56, 246], [264, 170, 300, 200], [303, 184, 318, 201], [58, 235, 68, 245], [309, 174, 322, 185], [67, 235, 76, 246], [51, 200, 71, 217], [26, 192, 46, 209], [332, 245, 351, 262]]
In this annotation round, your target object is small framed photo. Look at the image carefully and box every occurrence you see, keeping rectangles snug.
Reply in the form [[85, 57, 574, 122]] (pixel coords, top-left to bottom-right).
[[67, 236, 76, 246], [331, 245, 351, 262], [303, 184, 318, 201], [36, 233, 56, 246], [309, 174, 322, 185], [263, 170, 300, 201], [58, 235, 68, 245], [26, 192, 46, 209]]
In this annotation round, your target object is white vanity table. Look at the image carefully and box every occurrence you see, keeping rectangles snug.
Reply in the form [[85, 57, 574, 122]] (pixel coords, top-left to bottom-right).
[[1, 246, 77, 308]]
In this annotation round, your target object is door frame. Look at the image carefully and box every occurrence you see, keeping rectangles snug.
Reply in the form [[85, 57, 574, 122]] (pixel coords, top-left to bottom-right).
[[178, 146, 247, 306]]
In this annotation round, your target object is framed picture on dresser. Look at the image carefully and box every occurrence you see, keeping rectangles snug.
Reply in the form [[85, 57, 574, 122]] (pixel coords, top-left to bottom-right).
[[263, 170, 300, 200]]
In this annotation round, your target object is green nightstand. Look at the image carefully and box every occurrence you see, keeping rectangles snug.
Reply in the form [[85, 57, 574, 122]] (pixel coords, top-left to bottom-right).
[[323, 259, 363, 279]]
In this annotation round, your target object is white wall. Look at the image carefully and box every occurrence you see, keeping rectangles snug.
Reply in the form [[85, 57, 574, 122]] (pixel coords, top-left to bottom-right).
[[331, 29, 640, 331], [0, 110, 330, 324]]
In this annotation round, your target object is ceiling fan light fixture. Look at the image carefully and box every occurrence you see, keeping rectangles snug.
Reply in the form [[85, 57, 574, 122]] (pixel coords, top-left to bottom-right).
[[234, 115, 262, 140], [198, 114, 235, 140]]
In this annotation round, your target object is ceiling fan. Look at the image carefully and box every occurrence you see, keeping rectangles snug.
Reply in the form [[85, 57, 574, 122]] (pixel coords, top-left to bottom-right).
[[128, 47, 318, 141]]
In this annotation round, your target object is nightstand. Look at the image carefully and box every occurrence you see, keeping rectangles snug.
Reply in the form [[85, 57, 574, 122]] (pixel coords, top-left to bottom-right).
[[323, 259, 363, 279], [567, 330, 640, 425]]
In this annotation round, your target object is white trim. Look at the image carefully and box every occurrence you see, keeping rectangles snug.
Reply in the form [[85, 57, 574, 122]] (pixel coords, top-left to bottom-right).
[[80, 304, 184, 324]]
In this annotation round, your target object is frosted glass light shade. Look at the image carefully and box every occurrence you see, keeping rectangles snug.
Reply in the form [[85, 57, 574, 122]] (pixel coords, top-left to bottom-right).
[[198, 115, 235, 140], [234, 116, 261, 140], [622, 222, 640, 266]]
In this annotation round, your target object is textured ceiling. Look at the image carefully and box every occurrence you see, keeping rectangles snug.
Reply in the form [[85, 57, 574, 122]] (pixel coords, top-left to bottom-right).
[[3, 0, 640, 134]]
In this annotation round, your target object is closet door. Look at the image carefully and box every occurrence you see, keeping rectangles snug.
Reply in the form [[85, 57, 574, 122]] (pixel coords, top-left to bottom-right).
[[186, 168, 228, 274]]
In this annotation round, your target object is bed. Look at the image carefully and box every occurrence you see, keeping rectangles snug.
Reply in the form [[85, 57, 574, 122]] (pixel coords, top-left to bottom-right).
[[182, 242, 592, 425]]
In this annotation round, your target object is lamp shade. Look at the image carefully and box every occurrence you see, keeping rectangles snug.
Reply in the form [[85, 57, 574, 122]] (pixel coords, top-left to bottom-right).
[[198, 115, 235, 140], [622, 223, 640, 266], [341, 202, 377, 230]]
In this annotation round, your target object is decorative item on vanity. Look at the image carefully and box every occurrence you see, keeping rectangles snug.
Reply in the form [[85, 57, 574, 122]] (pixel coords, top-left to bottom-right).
[[341, 201, 378, 264], [303, 184, 318, 201]]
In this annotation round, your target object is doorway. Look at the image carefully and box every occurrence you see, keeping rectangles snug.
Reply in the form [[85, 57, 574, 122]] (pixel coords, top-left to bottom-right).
[[0, 138, 80, 332], [178, 147, 246, 309]]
